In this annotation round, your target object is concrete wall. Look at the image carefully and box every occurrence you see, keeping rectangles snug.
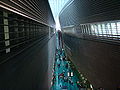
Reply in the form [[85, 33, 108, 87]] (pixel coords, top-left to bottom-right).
[[63, 33, 120, 90], [59, 0, 120, 28], [0, 35, 56, 90]]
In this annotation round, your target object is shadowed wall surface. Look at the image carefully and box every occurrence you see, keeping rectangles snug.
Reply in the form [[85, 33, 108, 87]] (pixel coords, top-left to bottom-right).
[[0, 35, 56, 90], [63, 33, 120, 90]]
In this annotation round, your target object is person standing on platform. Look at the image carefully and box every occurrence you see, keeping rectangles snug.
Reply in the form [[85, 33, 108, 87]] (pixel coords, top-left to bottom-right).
[[58, 30, 63, 48]]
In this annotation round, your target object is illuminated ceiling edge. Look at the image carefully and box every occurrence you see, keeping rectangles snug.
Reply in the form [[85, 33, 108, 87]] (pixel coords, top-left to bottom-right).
[[59, 0, 74, 16], [0, 1, 54, 27]]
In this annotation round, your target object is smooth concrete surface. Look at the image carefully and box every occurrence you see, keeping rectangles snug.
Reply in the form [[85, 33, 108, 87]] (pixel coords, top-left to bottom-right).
[[48, 35, 56, 89], [0, 35, 56, 90], [63, 34, 120, 90]]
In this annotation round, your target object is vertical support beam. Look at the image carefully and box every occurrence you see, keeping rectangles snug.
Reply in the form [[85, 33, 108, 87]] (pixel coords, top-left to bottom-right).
[[115, 22, 118, 39], [22, 19, 25, 41], [14, 16, 19, 44], [105, 23, 108, 37], [89, 24, 92, 35], [100, 24, 103, 37], [110, 23, 113, 36], [27, 22, 29, 40], [3, 12, 10, 53], [96, 24, 99, 36], [33, 22, 35, 38]]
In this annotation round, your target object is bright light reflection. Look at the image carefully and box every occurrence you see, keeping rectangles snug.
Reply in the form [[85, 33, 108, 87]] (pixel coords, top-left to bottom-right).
[[56, 17, 61, 31], [89, 22, 120, 37], [48, 0, 70, 30], [68, 72, 70, 76], [71, 72, 73, 76]]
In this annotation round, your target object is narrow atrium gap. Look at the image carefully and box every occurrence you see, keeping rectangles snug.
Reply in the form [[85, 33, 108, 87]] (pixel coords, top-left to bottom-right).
[[48, 0, 70, 30]]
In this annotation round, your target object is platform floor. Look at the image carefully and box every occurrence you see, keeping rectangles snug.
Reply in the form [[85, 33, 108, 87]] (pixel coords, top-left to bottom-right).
[[51, 49, 81, 90], [51, 33, 91, 90]]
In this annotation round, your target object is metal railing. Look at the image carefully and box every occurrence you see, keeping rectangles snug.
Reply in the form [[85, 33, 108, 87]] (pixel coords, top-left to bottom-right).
[[63, 20, 120, 43]]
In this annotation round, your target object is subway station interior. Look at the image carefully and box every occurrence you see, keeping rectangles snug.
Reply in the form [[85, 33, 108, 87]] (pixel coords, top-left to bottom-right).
[[0, 0, 120, 90]]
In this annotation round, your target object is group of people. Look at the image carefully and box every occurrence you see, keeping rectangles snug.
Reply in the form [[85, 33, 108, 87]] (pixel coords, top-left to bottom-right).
[[51, 32, 93, 90], [52, 48, 83, 89]]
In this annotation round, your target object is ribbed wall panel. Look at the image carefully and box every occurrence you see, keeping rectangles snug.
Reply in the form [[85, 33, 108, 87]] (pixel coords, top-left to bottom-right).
[[0, 0, 55, 27], [59, 0, 120, 28], [60, 1, 120, 89]]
